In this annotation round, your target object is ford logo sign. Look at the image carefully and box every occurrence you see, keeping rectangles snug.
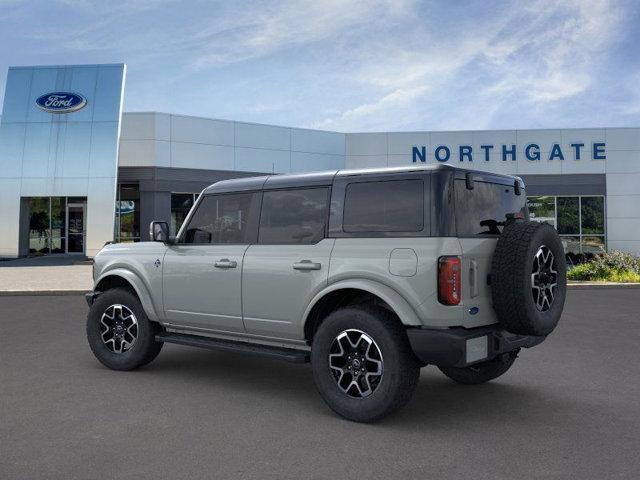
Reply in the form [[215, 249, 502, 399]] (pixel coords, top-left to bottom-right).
[[35, 92, 87, 114]]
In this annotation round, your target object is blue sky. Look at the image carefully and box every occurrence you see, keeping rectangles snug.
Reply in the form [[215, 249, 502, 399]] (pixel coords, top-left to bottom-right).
[[1, 0, 639, 131]]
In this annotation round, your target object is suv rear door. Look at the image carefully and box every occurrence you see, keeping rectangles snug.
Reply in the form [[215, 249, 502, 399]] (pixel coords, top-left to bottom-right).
[[162, 192, 260, 333], [242, 186, 333, 340], [454, 175, 527, 327]]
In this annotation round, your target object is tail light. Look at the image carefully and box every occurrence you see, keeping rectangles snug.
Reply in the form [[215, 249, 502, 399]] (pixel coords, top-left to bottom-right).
[[438, 256, 461, 305]]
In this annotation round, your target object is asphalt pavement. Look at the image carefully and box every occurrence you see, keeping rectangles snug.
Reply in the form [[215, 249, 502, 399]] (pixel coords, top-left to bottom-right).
[[1, 290, 639, 479]]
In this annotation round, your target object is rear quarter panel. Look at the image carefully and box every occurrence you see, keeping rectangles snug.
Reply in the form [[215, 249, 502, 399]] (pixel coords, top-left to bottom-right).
[[329, 237, 471, 328]]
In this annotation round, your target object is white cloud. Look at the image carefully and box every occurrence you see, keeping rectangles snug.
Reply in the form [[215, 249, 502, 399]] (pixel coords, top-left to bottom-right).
[[314, 0, 625, 130], [313, 85, 428, 130], [191, 0, 413, 69], [2, 0, 631, 130], [482, 0, 621, 103]]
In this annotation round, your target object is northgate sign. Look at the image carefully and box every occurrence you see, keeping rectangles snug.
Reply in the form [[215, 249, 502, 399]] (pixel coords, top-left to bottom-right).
[[412, 142, 606, 163]]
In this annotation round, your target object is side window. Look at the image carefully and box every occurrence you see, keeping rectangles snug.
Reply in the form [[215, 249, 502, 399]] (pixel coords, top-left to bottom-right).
[[182, 193, 255, 244], [258, 188, 329, 244], [343, 179, 424, 233], [454, 180, 527, 236]]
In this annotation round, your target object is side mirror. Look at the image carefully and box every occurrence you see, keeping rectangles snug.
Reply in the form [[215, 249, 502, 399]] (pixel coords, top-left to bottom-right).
[[150, 221, 170, 242]]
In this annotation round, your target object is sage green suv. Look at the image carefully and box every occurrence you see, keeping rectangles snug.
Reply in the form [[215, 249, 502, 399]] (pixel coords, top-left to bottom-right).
[[86, 165, 566, 422]]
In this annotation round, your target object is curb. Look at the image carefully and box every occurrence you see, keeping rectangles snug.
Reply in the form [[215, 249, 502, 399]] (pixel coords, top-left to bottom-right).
[[568, 282, 640, 290], [0, 290, 90, 296]]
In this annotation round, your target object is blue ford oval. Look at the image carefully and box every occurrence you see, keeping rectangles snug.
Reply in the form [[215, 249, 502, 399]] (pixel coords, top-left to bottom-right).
[[36, 92, 87, 114]]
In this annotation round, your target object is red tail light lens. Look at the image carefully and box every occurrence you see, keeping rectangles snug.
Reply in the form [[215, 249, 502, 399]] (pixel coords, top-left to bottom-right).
[[438, 256, 461, 305]]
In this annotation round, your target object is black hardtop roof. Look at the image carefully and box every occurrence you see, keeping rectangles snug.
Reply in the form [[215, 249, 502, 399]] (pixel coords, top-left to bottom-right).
[[202, 164, 523, 194]]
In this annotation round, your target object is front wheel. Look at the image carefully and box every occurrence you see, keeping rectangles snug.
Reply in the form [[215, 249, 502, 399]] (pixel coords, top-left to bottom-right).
[[311, 306, 420, 422], [86, 288, 163, 371]]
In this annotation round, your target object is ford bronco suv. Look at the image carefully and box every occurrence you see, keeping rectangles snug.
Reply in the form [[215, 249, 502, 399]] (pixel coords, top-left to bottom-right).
[[86, 165, 566, 422]]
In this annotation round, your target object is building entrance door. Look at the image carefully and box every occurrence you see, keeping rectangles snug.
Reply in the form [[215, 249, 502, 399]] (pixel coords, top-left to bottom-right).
[[66, 203, 86, 254]]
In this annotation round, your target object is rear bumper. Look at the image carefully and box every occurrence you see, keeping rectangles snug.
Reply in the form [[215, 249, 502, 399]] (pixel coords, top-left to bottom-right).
[[406, 324, 545, 368]]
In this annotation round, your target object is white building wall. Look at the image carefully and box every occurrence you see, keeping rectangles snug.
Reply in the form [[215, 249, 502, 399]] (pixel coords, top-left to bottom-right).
[[118, 113, 345, 174], [604, 128, 640, 254], [345, 129, 611, 176]]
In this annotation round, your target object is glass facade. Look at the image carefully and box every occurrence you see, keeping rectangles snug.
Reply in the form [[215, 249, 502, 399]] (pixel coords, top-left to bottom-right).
[[50, 197, 66, 254], [0, 64, 126, 258], [527, 196, 606, 254], [171, 193, 199, 236], [28, 197, 51, 254], [27, 197, 86, 255], [115, 184, 140, 242]]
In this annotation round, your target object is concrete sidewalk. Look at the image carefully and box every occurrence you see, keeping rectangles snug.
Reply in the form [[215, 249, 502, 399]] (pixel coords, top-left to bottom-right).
[[0, 257, 92, 295]]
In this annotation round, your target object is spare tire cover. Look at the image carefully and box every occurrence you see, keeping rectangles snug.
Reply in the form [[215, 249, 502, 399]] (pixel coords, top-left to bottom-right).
[[491, 221, 566, 336]]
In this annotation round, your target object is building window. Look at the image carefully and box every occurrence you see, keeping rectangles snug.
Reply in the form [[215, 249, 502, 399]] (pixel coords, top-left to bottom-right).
[[581, 197, 605, 234], [28, 197, 52, 255], [171, 193, 199, 236], [527, 196, 606, 254], [50, 197, 66, 254], [115, 184, 140, 242], [27, 196, 86, 255], [527, 196, 556, 227], [557, 197, 579, 235]]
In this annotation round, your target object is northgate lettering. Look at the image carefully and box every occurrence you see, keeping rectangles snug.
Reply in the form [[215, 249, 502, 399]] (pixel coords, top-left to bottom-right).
[[411, 143, 606, 163]]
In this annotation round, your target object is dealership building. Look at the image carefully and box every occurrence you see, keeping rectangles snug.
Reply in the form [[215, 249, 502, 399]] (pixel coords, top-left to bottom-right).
[[1, 63, 639, 258]]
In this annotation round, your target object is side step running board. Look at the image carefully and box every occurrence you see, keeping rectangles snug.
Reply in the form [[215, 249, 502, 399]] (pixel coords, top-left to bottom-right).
[[156, 332, 310, 363]]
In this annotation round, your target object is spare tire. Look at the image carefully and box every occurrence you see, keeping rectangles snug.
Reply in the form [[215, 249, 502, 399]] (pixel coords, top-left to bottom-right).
[[491, 221, 566, 336]]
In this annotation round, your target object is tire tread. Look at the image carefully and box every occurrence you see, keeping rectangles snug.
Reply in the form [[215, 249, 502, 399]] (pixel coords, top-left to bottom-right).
[[491, 221, 566, 336], [311, 305, 419, 422], [86, 288, 163, 371]]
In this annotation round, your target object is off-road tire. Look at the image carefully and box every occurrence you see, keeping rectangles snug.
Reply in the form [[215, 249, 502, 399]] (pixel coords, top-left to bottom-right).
[[491, 221, 566, 336], [311, 306, 420, 422], [438, 352, 517, 385], [87, 288, 163, 371]]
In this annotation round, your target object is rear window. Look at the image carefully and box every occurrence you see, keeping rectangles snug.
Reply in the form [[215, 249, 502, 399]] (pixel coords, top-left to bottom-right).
[[454, 180, 527, 236], [343, 179, 424, 233]]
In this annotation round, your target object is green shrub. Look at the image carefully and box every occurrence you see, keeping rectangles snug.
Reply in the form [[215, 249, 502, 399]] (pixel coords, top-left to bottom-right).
[[567, 263, 597, 281], [567, 250, 640, 282], [607, 270, 640, 283]]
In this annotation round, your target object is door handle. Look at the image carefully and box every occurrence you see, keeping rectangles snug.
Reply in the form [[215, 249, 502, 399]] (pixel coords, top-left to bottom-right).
[[214, 258, 237, 269], [470, 260, 479, 298], [293, 260, 321, 271]]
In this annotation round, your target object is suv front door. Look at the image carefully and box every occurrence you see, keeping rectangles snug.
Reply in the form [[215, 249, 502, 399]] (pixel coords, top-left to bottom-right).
[[162, 192, 260, 334], [242, 187, 333, 341]]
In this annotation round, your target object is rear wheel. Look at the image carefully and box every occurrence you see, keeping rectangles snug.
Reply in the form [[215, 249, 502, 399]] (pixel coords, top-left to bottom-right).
[[86, 288, 163, 371], [311, 306, 419, 422], [438, 352, 517, 385]]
